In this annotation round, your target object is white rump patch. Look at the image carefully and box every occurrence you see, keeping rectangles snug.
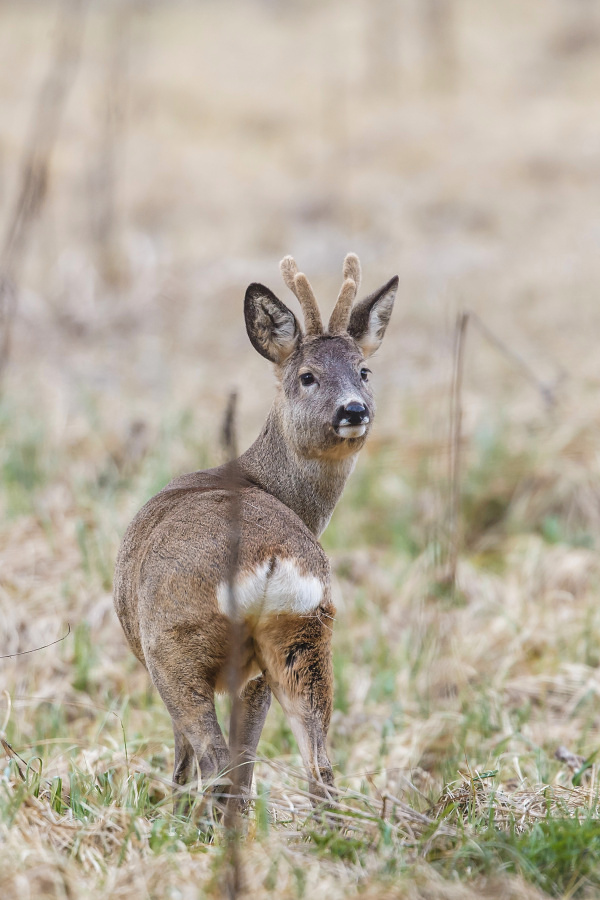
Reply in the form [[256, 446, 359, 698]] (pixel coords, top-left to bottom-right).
[[216, 558, 323, 619]]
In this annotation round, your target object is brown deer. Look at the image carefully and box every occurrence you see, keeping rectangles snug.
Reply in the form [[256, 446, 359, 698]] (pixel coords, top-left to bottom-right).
[[114, 254, 398, 814]]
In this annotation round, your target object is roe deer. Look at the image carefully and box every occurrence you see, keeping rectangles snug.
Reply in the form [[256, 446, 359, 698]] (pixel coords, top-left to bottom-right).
[[114, 254, 398, 813]]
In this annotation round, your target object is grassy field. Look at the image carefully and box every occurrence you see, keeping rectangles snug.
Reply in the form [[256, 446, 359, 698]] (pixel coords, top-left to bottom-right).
[[2, 1, 600, 897]]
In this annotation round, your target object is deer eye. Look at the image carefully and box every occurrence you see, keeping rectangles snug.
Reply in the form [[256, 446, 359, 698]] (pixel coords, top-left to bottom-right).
[[360, 368, 370, 382], [300, 372, 315, 386]]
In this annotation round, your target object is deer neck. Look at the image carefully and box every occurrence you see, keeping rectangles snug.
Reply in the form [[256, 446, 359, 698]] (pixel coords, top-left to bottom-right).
[[238, 407, 357, 537]]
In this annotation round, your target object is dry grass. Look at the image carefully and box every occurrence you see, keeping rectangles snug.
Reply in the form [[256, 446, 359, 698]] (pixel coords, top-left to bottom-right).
[[2, 0, 600, 897]]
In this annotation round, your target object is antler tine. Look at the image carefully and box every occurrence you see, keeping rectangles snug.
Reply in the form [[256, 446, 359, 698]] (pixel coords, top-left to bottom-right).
[[328, 253, 361, 334], [343, 252, 361, 291], [280, 255, 298, 293], [280, 256, 323, 336]]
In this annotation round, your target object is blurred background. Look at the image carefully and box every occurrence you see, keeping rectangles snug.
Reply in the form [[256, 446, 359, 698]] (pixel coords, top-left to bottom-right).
[[3, 0, 600, 455], [3, 3, 600, 894]]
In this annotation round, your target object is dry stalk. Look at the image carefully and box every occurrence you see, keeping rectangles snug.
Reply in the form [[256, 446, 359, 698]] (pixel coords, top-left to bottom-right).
[[422, 0, 457, 87], [0, 624, 71, 659], [0, 690, 11, 734], [432, 773, 600, 830], [365, 0, 401, 94], [89, 1, 131, 285], [221, 390, 244, 898], [0, 0, 87, 378], [468, 310, 562, 409], [1, 737, 28, 782], [256, 756, 457, 839], [446, 308, 560, 589], [447, 310, 469, 590]]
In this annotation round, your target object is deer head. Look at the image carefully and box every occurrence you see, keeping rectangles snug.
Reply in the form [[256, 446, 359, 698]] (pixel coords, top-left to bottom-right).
[[244, 254, 398, 461]]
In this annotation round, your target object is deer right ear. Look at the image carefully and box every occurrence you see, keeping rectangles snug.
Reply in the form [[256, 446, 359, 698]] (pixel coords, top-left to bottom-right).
[[244, 283, 301, 364], [347, 276, 398, 358]]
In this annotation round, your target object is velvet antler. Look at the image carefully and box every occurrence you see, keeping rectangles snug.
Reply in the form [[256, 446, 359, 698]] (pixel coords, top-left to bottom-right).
[[328, 253, 361, 334], [280, 256, 323, 336]]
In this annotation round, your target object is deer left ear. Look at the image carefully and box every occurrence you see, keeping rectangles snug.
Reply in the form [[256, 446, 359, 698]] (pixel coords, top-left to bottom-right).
[[347, 276, 398, 357], [244, 283, 301, 364]]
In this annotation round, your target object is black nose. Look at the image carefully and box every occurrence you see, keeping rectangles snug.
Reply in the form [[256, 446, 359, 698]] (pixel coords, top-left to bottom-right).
[[336, 402, 369, 427]]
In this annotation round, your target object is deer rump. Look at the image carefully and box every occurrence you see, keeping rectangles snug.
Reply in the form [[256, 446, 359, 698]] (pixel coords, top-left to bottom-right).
[[115, 471, 332, 679]]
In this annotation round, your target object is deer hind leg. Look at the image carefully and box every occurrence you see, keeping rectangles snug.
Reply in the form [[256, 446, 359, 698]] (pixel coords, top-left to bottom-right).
[[143, 633, 231, 809], [183, 701, 231, 802], [172, 725, 196, 816], [168, 690, 231, 805], [256, 607, 335, 806], [168, 687, 231, 807], [229, 674, 272, 812]]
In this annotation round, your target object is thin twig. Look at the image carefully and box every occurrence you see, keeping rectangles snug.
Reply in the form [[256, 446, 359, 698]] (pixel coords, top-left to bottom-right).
[[445, 308, 563, 588], [422, 0, 457, 86], [221, 390, 244, 898], [0, 624, 71, 660], [0, 737, 27, 781], [0, 690, 11, 734], [0, 0, 87, 377], [468, 310, 562, 409], [447, 310, 469, 590], [90, 1, 131, 284]]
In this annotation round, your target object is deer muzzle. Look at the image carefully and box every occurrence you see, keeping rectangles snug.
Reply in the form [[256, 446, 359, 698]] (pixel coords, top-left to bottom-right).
[[333, 402, 370, 438]]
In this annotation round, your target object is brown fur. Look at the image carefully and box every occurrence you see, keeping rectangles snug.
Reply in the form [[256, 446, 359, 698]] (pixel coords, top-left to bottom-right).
[[113, 256, 397, 813]]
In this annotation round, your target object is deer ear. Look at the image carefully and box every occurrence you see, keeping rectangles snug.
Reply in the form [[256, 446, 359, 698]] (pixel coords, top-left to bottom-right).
[[244, 283, 301, 363], [347, 276, 398, 358]]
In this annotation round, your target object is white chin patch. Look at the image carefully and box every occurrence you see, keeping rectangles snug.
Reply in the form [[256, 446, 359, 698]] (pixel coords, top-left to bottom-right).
[[336, 424, 367, 439]]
